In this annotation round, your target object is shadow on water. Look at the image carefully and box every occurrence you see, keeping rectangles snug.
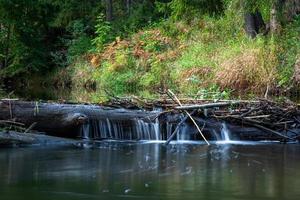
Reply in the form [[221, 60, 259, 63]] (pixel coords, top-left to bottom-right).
[[0, 143, 299, 200]]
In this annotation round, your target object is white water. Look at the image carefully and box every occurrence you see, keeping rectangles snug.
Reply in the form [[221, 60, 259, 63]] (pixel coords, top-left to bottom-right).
[[80, 118, 264, 144], [221, 123, 231, 142], [80, 118, 161, 140], [216, 123, 256, 145], [81, 123, 90, 139]]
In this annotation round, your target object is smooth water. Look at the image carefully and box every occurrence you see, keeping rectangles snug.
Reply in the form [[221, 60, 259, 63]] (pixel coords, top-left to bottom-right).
[[0, 143, 299, 200]]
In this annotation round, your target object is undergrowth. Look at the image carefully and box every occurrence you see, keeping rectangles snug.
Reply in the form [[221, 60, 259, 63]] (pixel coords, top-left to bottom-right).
[[53, 3, 300, 101]]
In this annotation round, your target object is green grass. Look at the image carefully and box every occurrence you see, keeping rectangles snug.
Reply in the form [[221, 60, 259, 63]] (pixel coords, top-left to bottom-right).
[[62, 6, 300, 101]]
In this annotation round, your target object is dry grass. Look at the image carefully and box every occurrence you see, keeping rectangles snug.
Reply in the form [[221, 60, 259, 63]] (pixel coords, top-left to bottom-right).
[[181, 67, 212, 83], [215, 49, 277, 92], [88, 29, 173, 69]]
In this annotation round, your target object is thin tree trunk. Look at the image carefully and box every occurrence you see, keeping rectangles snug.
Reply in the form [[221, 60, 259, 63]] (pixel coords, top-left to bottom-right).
[[126, 0, 131, 15], [270, 1, 282, 34], [4, 24, 11, 68], [106, 0, 113, 21], [0, 23, 3, 69]]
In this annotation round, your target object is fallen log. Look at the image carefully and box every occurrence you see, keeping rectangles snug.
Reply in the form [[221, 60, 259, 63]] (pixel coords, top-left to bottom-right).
[[0, 131, 80, 146], [0, 100, 158, 138], [174, 101, 243, 110], [0, 99, 299, 143]]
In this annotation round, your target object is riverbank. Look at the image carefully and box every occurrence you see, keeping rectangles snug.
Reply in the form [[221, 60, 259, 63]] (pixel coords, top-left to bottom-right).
[[3, 14, 300, 102]]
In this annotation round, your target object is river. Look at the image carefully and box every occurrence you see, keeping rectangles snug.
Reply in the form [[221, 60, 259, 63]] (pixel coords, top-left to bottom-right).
[[1, 85, 300, 200], [0, 142, 299, 200]]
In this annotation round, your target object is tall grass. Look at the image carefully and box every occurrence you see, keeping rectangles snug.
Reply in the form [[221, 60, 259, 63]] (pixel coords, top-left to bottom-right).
[[64, 3, 300, 99]]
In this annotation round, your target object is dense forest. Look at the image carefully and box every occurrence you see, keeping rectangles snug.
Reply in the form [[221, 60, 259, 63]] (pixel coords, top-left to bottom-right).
[[0, 0, 300, 100]]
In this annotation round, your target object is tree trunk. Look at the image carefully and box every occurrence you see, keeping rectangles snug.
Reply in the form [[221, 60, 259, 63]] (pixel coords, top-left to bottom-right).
[[4, 24, 11, 68], [244, 12, 262, 38], [0, 131, 79, 146], [270, 2, 280, 34], [106, 0, 113, 21], [126, 0, 131, 15], [0, 100, 157, 138]]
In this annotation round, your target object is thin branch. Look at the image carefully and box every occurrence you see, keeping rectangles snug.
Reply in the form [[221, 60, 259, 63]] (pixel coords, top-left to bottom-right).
[[168, 89, 210, 145]]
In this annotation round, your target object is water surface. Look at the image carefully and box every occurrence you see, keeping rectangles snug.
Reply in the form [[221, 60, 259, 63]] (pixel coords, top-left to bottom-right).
[[0, 143, 299, 200]]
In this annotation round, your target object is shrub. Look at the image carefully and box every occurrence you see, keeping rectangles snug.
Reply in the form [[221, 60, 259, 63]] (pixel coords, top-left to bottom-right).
[[92, 14, 112, 52]]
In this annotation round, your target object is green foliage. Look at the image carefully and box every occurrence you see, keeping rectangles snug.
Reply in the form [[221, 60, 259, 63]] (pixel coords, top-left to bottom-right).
[[1, 0, 300, 101], [96, 60, 139, 95], [140, 60, 173, 90], [277, 16, 300, 87], [242, 0, 272, 21], [197, 85, 231, 100], [0, 0, 59, 76], [113, 2, 161, 36], [66, 20, 92, 63], [0, 0, 104, 77], [92, 14, 112, 52], [169, 0, 224, 20]]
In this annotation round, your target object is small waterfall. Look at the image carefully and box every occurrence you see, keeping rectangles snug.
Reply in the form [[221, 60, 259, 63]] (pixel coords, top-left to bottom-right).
[[80, 117, 236, 142], [154, 118, 160, 140], [221, 123, 231, 142], [81, 123, 90, 139], [80, 118, 161, 140], [177, 123, 190, 141], [166, 122, 173, 139]]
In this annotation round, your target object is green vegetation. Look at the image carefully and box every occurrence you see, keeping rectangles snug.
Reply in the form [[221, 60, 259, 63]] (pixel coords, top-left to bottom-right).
[[0, 0, 299, 101]]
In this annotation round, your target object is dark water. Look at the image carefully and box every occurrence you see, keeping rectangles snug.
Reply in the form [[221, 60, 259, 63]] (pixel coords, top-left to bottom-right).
[[0, 142, 299, 200], [0, 84, 102, 102]]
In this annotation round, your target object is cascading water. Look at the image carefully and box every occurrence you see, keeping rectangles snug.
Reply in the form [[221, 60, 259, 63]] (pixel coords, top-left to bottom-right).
[[221, 123, 231, 142], [80, 118, 161, 140], [81, 123, 90, 139], [79, 111, 233, 142]]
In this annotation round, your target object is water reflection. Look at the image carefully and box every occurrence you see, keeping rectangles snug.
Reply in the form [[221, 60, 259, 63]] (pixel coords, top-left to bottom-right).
[[0, 82, 106, 103], [0, 144, 299, 200]]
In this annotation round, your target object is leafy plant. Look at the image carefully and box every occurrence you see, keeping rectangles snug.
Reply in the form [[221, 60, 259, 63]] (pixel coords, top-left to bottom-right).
[[92, 14, 112, 52]]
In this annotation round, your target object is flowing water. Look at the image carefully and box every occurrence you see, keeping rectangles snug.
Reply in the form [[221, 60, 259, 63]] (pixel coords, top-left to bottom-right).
[[0, 143, 299, 200], [221, 123, 231, 142], [80, 118, 162, 141], [1, 85, 300, 199]]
